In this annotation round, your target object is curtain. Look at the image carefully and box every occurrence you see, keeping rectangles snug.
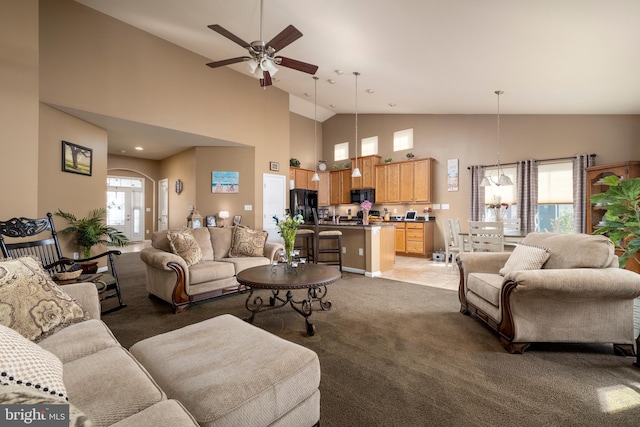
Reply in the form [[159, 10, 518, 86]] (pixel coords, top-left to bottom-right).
[[469, 165, 485, 221], [516, 160, 538, 234], [573, 153, 596, 233]]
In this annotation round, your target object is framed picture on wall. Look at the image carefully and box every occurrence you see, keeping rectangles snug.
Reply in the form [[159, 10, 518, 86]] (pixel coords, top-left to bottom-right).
[[269, 161, 280, 171], [233, 215, 242, 226], [206, 215, 217, 227], [62, 141, 93, 176]]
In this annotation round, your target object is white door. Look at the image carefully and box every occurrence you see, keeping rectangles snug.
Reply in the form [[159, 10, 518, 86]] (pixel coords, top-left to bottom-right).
[[106, 177, 144, 242], [263, 173, 286, 243], [158, 179, 169, 231]]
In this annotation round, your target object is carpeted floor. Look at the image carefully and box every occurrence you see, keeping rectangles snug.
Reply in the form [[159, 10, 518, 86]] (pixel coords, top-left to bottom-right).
[[103, 253, 640, 426]]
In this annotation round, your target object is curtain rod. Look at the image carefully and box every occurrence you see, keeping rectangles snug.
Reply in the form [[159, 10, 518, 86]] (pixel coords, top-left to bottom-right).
[[466, 154, 596, 170]]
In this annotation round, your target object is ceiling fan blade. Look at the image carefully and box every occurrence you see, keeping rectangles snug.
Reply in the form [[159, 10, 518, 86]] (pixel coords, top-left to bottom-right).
[[260, 71, 273, 87], [208, 24, 251, 49], [275, 57, 318, 75], [267, 25, 303, 52], [206, 57, 250, 68]]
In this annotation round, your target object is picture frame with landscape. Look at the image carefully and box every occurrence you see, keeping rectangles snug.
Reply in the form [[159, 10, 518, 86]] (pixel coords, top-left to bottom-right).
[[62, 140, 93, 176]]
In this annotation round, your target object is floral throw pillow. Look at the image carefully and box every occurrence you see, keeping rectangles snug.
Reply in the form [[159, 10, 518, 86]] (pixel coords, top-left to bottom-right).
[[168, 228, 202, 266], [229, 226, 268, 257], [0, 257, 88, 342]]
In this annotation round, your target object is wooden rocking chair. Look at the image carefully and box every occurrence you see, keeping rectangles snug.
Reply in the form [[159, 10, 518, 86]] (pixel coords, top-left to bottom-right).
[[0, 212, 126, 313]]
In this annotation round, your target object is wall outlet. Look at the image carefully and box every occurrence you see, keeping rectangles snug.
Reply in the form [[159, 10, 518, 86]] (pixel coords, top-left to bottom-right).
[[73, 252, 79, 260], [342, 246, 347, 254], [433, 204, 441, 209], [442, 204, 450, 210], [358, 248, 364, 256], [244, 205, 252, 211]]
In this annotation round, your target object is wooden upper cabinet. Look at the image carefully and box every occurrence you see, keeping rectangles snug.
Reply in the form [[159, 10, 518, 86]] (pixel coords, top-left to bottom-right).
[[375, 158, 433, 204], [330, 169, 352, 205], [317, 172, 330, 206], [351, 155, 381, 189], [290, 167, 320, 191]]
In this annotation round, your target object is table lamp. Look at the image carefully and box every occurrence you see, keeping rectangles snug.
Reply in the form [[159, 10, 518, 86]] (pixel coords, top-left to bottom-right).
[[218, 210, 229, 227]]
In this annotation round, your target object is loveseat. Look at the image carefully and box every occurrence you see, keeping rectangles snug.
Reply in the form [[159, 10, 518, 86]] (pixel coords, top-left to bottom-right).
[[140, 226, 283, 313], [0, 256, 321, 426], [457, 232, 640, 354]]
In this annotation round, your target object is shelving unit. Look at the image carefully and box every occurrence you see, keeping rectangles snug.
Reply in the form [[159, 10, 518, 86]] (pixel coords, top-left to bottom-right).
[[585, 161, 640, 234]]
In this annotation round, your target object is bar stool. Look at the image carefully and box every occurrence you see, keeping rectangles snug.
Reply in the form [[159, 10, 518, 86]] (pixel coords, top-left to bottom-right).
[[294, 228, 315, 263], [312, 209, 342, 273]]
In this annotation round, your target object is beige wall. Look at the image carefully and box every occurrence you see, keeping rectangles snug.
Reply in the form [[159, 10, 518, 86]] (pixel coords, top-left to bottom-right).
[[323, 114, 640, 249], [290, 113, 323, 171], [0, 0, 39, 219]]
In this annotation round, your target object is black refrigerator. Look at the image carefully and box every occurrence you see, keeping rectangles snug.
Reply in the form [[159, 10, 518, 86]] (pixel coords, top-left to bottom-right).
[[290, 189, 318, 223]]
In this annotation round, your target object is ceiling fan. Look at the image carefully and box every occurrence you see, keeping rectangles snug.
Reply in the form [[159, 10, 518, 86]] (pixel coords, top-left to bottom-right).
[[206, 0, 318, 87]]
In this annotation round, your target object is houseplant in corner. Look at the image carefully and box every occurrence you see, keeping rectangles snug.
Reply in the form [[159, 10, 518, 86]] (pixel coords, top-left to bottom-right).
[[55, 208, 129, 272], [589, 176, 640, 270]]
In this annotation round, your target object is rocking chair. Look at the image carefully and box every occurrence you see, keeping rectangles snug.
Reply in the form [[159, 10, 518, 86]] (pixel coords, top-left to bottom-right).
[[0, 212, 126, 313]]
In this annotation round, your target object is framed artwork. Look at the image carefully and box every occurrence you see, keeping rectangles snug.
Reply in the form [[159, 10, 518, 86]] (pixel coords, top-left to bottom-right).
[[205, 215, 217, 227], [269, 161, 280, 171], [447, 158, 459, 192], [233, 215, 242, 226], [62, 141, 93, 176], [212, 171, 239, 193]]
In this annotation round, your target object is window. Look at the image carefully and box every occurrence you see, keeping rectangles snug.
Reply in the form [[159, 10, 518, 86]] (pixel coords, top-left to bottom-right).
[[334, 142, 349, 162], [361, 136, 378, 156], [393, 128, 413, 151], [537, 161, 573, 232]]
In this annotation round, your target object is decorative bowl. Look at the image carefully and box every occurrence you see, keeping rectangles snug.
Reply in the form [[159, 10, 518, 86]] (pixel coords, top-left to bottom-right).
[[55, 269, 83, 281]]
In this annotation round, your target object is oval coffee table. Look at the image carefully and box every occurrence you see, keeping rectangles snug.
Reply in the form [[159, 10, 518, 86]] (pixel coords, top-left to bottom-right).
[[236, 263, 341, 336]]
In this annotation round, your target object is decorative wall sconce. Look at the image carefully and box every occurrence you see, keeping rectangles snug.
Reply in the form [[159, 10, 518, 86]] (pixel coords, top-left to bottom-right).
[[175, 179, 183, 194]]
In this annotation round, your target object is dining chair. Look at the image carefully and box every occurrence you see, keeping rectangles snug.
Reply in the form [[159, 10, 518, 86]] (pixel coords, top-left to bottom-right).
[[468, 221, 505, 252], [502, 218, 521, 249], [442, 219, 462, 269]]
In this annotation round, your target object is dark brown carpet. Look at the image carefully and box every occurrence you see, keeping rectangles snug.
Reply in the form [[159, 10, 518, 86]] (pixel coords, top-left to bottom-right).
[[104, 253, 640, 426]]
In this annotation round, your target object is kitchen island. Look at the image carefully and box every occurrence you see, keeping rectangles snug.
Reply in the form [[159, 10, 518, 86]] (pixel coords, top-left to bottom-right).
[[299, 223, 396, 277]]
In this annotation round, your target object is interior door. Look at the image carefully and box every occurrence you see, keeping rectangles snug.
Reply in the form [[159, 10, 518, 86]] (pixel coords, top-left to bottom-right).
[[263, 173, 286, 243], [158, 179, 168, 232]]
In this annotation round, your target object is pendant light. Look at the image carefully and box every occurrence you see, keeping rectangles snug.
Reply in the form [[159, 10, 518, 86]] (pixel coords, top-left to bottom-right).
[[311, 76, 320, 182], [481, 90, 513, 187], [351, 72, 362, 178]]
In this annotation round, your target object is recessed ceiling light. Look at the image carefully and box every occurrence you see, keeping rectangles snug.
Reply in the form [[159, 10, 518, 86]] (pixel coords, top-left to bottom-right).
[[388, 103, 397, 107], [329, 104, 336, 109], [327, 79, 336, 84], [366, 89, 375, 94], [134, 146, 143, 151], [304, 92, 311, 97], [334, 70, 343, 75], [120, 150, 126, 154]]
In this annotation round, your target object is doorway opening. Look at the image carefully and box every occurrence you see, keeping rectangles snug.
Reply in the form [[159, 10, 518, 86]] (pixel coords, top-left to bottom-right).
[[107, 176, 145, 242]]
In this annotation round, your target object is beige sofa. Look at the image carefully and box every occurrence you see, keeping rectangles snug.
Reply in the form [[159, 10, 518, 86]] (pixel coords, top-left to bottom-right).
[[2, 282, 321, 426], [457, 232, 640, 354], [140, 226, 283, 313]]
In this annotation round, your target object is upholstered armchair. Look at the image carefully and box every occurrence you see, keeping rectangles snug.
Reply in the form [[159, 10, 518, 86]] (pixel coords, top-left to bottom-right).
[[457, 232, 640, 355]]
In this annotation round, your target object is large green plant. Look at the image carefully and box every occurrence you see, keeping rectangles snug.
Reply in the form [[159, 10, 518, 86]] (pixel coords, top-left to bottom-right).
[[55, 208, 129, 258], [590, 176, 640, 268]]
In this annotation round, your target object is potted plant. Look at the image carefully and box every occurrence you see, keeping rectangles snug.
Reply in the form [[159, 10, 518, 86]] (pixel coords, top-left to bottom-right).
[[289, 158, 301, 167], [589, 176, 640, 269], [55, 208, 129, 272]]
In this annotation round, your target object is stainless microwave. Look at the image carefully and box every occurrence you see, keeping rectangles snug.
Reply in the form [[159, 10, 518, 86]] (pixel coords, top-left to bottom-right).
[[350, 188, 375, 204]]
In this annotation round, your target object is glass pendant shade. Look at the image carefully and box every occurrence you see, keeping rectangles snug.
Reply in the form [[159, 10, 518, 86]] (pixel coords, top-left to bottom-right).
[[351, 167, 362, 178], [480, 177, 491, 187], [311, 172, 320, 182], [498, 174, 514, 186]]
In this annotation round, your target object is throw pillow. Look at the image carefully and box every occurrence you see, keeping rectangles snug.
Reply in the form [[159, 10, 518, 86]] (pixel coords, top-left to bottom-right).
[[167, 228, 202, 266], [0, 257, 88, 342], [0, 386, 93, 426], [0, 324, 68, 401], [229, 226, 268, 257], [499, 244, 551, 276]]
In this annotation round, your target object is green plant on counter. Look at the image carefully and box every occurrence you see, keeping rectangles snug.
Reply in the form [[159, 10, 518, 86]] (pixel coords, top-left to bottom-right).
[[289, 158, 301, 167], [384, 157, 393, 163], [343, 162, 351, 169], [333, 163, 340, 170]]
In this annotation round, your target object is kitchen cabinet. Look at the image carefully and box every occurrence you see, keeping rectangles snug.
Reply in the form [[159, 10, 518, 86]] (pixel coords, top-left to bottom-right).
[[351, 155, 381, 189], [375, 158, 433, 203], [394, 221, 435, 258], [375, 163, 400, 203], [330, 169, 352, 205], [317, 172, 330, 206], [585, 161, 640, 234], [289, 167, 318, 191]]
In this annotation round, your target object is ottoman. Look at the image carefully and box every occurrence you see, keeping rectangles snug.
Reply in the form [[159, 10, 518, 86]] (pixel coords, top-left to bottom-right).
[[130, 314, 321, 427]]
